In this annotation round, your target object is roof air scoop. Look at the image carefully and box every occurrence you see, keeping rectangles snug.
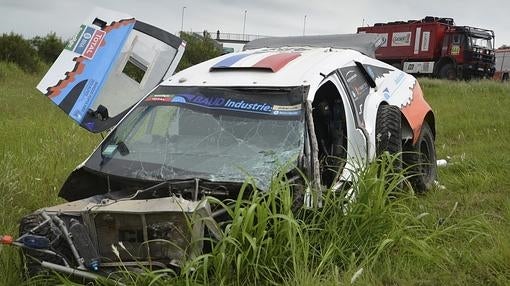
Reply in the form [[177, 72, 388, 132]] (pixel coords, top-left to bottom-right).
[[210, 52, 301, 72]]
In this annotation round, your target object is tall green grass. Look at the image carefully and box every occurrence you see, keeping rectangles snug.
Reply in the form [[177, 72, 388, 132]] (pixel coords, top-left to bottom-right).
[[1, 64, 509, 285], [51, 155, 489, 286], [418, 79, 510, 285], [0, 62, 99, 285]]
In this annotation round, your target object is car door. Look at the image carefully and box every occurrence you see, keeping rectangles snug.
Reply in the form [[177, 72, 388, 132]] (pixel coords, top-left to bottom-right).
[[37, 7, 185, 133]]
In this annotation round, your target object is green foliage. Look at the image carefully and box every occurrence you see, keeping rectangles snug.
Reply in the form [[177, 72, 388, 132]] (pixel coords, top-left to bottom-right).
[[0, 62, 99, 286], [176, 31, 222, 72], [30, 32, 66, 64], [0, 32, 64, 74], [0, 33, 41, 73]]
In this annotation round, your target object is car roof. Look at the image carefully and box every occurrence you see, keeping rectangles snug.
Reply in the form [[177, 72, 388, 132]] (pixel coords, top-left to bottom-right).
[[162, 47, 369, 95]]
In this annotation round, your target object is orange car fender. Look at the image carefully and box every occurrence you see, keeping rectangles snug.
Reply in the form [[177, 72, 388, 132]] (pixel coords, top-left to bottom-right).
[[401, 81, 432, 144]]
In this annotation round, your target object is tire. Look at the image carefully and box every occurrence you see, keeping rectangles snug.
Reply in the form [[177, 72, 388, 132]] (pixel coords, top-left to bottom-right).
[[375, 105, 402, 162], [403, 122, 437, 192], [18, 213, 70, 279], [291, 183, 306, 212], [439, 64, 456, 80]]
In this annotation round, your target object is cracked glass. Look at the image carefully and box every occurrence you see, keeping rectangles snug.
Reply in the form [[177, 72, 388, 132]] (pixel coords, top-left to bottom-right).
[[85, 86, 305, 190]]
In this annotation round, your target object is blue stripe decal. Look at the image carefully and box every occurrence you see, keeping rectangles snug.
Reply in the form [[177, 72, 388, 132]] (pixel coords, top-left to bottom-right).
[[211, 53, 251, 69]]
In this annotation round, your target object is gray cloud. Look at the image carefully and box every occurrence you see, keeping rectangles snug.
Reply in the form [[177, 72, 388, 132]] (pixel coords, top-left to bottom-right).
[[0, 0, 57, 11], [0, 0, 508, 47]]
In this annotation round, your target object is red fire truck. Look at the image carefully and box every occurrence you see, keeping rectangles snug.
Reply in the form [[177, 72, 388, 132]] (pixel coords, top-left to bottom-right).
[[357, 17, 495, 80]]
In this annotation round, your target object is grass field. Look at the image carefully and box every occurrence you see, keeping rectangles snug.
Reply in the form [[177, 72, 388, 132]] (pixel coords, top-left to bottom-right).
[[0, 61, 509, 285]]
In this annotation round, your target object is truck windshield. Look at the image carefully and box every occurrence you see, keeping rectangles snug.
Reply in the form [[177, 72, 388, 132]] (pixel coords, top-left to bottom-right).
[[86, 86, 305, 189], [470, 36, 492, 49]]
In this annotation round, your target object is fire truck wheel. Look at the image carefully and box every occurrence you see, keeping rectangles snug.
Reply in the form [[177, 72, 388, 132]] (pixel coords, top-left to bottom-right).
[[375, 105, 402, 170], [439, 64, 456, 80], [403, 122, 437, 193], [19, 214, 70, 279]]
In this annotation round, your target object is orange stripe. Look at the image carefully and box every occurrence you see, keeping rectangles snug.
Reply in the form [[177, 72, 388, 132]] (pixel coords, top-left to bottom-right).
[[401, 81, 432, 144], [47, 57, 87, 98]]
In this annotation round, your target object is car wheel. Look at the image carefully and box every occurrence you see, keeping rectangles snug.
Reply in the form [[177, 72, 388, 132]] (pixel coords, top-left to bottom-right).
[[403, 122, 437, 192], [19, 214, 70, 279], [291, 183, 306, 212], [439, 64, 456, 80], [375, 105, 402, 162]]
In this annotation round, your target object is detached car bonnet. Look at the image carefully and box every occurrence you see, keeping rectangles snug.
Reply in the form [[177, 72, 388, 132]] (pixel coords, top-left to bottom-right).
[[37, 7, 185, 133]]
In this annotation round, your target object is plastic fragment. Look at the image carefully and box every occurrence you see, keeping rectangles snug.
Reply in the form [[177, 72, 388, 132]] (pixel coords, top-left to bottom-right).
[[0, 235, 14, 245]]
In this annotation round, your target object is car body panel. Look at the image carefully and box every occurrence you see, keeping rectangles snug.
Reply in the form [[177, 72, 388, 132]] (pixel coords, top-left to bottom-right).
[[37, 7, 185, 133]]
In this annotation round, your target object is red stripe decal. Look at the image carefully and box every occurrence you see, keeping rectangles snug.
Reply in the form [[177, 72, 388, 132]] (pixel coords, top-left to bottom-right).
[[252, 52, 301, 72]]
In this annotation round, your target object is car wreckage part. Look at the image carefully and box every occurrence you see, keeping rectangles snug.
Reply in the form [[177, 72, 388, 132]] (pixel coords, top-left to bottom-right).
[[47, 213, 88, 269], [0, 235, 13, 245], [17, 212, 95, 272], [17, 213, 72, 277], [69, 219, 100, 271], [41, 261, 102, 282], [304, 100, 322, 208], [15, 196, 213, 280]]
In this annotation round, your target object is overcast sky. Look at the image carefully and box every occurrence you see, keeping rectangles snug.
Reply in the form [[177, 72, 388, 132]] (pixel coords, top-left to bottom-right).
[[1, 0, 509, 48]]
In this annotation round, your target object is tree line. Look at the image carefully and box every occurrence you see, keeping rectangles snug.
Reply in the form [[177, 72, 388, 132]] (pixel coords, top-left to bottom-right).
[[0, 32, 65, 73], [0, 31, 222, 74]]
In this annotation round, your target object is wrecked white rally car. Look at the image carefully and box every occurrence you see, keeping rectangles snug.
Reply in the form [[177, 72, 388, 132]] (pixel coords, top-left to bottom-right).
[[7, 8, 437, 281]]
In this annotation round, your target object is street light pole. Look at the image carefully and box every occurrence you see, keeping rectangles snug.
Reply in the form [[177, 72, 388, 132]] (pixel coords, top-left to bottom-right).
[[242, 10, 247, 41], [303, 15, 307, 36], [180, 6, 186, 33]]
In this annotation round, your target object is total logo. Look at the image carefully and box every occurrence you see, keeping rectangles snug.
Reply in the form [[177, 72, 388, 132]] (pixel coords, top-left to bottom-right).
[[83, 29, 105, 60]]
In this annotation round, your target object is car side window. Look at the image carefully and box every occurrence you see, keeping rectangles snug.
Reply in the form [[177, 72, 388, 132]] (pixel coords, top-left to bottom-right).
[[453, 34, 461, 44]]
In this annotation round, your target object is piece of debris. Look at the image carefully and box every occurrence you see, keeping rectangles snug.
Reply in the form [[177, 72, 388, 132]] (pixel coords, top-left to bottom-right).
[[434, 180, 446, 190]]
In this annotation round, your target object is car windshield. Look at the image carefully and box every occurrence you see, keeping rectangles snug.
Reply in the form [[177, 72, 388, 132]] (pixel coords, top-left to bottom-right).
[[470, 36, 492, 49], [85, 86, 305, 189]]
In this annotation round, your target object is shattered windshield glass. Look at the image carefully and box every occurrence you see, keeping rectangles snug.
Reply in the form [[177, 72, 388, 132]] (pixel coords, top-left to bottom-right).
[[85, 86, 305, 189]]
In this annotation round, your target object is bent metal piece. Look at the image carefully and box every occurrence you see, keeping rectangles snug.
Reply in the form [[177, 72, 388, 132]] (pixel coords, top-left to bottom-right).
[[43, 212, 86, 269], [305, 100, 321, 188], [41, 261, 111, 284]]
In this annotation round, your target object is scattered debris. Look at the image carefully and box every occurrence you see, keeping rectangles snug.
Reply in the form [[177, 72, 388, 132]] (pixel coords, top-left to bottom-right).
[[437, 159, 448, 167], [350, 267, 364, 284], [434, 180, 446, 190]]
